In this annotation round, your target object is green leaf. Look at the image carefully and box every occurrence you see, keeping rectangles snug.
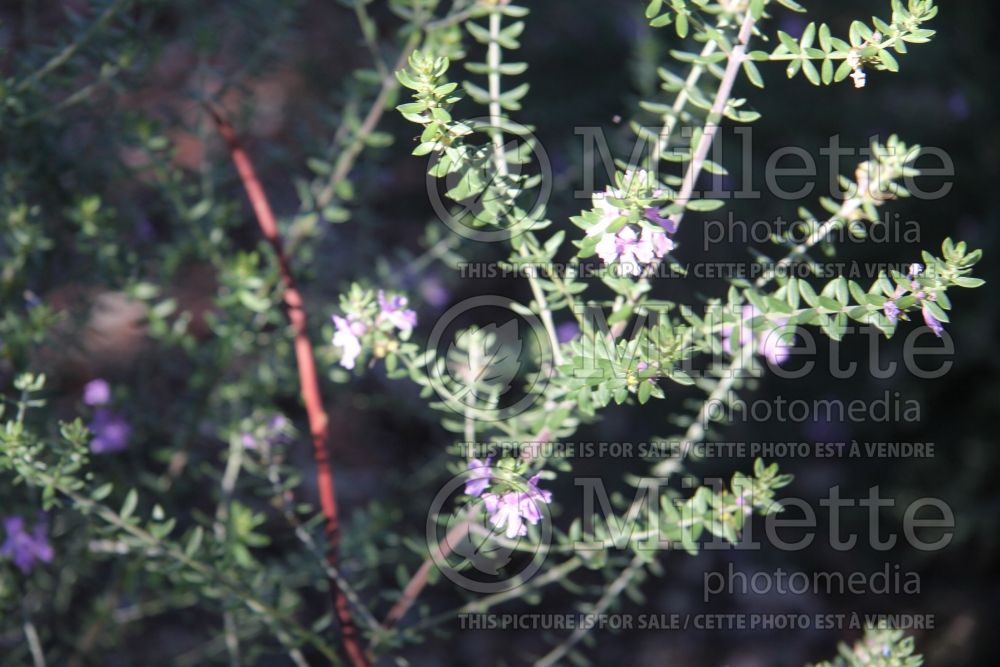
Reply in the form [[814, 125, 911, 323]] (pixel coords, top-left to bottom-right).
[[802, 59, 820, 85], [742, 60, 765, 89], [121, 489, 138, 520], [685, 199, 724, 212]]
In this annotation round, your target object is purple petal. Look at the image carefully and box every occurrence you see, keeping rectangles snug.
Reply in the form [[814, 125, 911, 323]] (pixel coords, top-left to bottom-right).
[[644, 207, 677, 234], [83, 379, 111, 406], [921, 304, 944, 337]]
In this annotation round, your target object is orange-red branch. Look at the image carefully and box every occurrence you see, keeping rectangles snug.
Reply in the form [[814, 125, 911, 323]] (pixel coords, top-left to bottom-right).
[[208, 105, 368, 667]]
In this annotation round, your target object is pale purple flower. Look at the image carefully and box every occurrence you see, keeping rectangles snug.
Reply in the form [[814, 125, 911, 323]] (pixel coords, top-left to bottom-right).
[[883, 299, 900, 324], [587, 189, 624, 238], [595, 228, 647, 276], [419, 275, 450, 308], [921, 304, 944, 337], [89, 409, 131, 454], [642, 226, 674, 258], [332, 315, 366, 369], [722, 305, 793, 365], [242, 415, 291, 450], [644, 207, 677, 234], [596, 224, 673, 276], [758, 321, 793, 365], [83, 378, 111, 406], [1, 516, 54, 573], [482, 474, 552, 539], [465, 458, 492, 497], [620, 168, 650, 193], [377, 291, 418, 335], [596, 227, 633, 265]]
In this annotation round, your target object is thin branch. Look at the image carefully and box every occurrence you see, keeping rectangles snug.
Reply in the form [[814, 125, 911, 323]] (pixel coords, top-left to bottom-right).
[[316, 32, 421, 211], [313, 5, 483, 212], [533, 554, 645, 667], [214, 436, 246, 667], [379, 515, 471, 630], [615, 6, 759, 336], [23, 619, 46, 667], [15, 0, 132, 93], [485, 9, 564, 366], [207, 106, 369, 667], [265, 454, 382, 634]]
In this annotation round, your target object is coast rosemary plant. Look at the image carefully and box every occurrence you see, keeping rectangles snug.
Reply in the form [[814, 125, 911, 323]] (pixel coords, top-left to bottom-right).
[[0, 0, 979, 665]]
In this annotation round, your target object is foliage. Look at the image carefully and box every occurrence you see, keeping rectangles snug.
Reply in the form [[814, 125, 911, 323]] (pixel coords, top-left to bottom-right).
[[0, 0, 977, 665]]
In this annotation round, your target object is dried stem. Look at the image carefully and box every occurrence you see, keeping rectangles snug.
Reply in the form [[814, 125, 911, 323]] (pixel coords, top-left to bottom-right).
[[379, 515, 471, 631]]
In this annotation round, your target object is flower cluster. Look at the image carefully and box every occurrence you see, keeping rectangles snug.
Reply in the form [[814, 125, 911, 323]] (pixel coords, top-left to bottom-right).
[[1, 516, 53, 574], [332, 315, 368, 370], [464, 458, 552, 539], [722, 305, 795, 366], [332, 286, 418, 370], [241, 414, 292, 450], [83, 378, 131, 454], [576, 169, 676, 277], [595, 224, 674, 277], [882, 263, 945, 336]]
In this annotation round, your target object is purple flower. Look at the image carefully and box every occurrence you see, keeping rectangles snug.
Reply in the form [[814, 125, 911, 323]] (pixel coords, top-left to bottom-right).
[[778, 14, 808, 38], [332, 315, 366, 369], [921, 303, 944, 337], [759, 322, 792, 365], [465, 458, 492, 497], [883, 299, 900, 324], [596, 224, 675, 276], [419, 275, 450, 308], [1, 516, 54, 573], [556, 321, 580, 343], [587, 189, 624, 238], [596, 227, 638, 269], [89, 409, 131, 454], [242, 415, 291, 450], [377, 290, 418, 335], [948, 90, 970, 121], [644, 207, 677, 234], [482, 474, 552, 539], [83, 378, 111, 406], [642, 226, 674, 258], [722, 305, 793, 366]]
